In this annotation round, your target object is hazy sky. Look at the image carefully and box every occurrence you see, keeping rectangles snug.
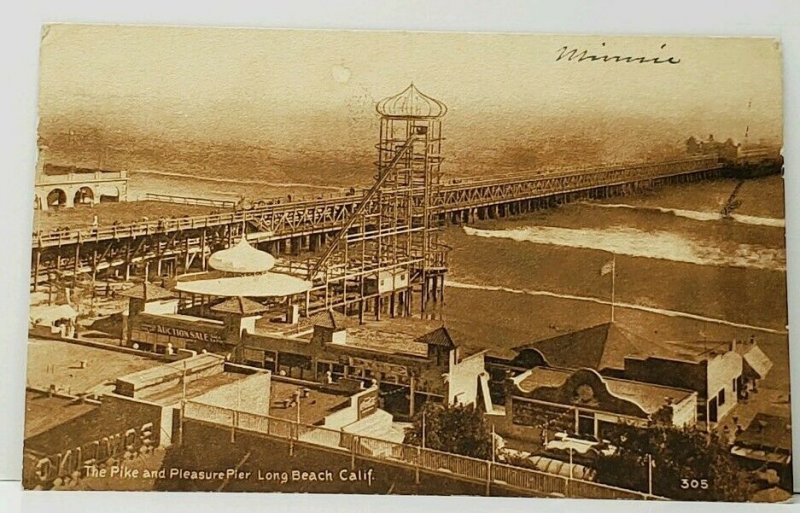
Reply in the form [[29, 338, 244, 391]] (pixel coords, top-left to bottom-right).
[[38, 25, 783, 143]]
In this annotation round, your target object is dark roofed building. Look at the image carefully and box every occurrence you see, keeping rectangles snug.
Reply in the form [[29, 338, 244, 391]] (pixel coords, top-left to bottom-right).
[[415, 326, 456, 349], [211, 296, 269, 316], [310, 309, 355, 331], [488, 323, 766, 427], [120, 282, 174, 301], [512, 322, 669, 374], [415, 326, 482, 366], [309, 309, 357, 346]]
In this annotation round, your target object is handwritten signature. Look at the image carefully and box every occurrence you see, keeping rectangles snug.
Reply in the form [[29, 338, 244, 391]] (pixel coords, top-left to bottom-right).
[[556, 43, 680, 64]]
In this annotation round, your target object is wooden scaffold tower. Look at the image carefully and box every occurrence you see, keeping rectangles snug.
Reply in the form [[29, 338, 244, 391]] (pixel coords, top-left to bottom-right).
[[306, 84, 449, 320]]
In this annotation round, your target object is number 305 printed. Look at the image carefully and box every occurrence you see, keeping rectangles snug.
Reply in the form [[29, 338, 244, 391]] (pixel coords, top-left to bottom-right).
[[680, 478, 709, 489]]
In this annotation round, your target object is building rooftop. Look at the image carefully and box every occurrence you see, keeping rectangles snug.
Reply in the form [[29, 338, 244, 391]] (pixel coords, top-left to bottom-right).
[[41, 163, 119, 176], [309, 309, 355, 330], [140, 370, 244, 406], [657, 340, 735, 363], [119, 281, 175, 301], [24, 389, 98, 440], [116, 353, 222, 390], [114, 353, 271, 407], [514, 322, 677, 372], [268, 380, 349, 426], [340, 318, 448, 357], [174, 271, 311, 298], [415, 326, 456, 348], [26, 338, 161, 396], [340, 326, 428, 357], [736, 413, 792, 452], [188, 371, 271, 417], [211, 296, 269, 316]]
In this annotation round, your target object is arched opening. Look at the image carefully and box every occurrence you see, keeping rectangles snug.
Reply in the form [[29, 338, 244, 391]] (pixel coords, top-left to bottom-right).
[[98, 186, 120, 204], [74, 186, 95, 206], [46, 189, 67, 208], [33, 194, 42, 210]]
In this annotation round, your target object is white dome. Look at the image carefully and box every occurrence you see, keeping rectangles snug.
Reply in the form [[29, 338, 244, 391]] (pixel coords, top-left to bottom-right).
[[208, 238, 276, 274]]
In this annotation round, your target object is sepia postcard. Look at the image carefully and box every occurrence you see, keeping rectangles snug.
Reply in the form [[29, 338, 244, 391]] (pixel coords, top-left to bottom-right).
[[23, 25, 788, 502]]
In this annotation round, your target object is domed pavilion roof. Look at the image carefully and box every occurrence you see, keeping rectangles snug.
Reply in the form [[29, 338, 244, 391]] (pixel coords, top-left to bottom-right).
[[174, 272, 311, 298], [208, 238, 276, 274], [376, 83, 447, 119]]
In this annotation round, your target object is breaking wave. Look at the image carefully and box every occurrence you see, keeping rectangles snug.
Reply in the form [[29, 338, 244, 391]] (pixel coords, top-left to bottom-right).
[[593, 203, 785, 228], [462, 225, 785, 271]]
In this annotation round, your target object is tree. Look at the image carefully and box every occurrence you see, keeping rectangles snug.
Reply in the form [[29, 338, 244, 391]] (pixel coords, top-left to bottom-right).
[[404, 402, 492, 459], [596, 423, 755, 501]]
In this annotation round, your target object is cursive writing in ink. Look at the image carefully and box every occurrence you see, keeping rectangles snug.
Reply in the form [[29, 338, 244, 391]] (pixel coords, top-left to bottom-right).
[[556, 43, 680, 64]]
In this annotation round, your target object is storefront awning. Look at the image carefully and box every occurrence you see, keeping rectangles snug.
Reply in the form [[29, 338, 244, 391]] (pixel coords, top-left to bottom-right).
[[741, 344, 773, 380], [731, 445, 791, 466]]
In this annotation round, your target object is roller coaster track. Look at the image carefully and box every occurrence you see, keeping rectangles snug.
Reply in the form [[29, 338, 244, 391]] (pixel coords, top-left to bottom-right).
[[307, 134, 417, 279]]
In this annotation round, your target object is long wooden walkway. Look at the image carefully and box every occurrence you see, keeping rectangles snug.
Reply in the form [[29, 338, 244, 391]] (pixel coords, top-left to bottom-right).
[[31, 155, 723, 286]]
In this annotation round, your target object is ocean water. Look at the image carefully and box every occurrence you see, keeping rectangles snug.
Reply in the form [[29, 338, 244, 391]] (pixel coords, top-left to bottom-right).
[[444, 178, 787, 322], [432, 176, 789, 391]]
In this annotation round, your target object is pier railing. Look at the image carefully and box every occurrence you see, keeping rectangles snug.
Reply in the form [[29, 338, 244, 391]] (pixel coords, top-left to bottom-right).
[[183, 400, 660, 500], [143, 193, 237, 209]]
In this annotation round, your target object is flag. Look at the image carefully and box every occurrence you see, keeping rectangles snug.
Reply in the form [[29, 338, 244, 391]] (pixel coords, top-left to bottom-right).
[[600, 259, 615, 276]]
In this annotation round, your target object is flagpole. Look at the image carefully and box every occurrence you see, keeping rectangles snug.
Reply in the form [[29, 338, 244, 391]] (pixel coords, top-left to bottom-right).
[[611, 253, 616, 323]]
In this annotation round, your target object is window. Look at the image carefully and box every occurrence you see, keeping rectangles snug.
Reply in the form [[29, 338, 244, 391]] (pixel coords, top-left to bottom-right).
[[577, 412, 596, 437], [718, 388, 726, 406], [733, 379, 737, 393]]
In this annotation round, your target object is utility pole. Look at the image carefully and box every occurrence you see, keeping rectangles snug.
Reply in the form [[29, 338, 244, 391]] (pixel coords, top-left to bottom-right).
[[486, 423, 496, 496], [296, 389, 302, 425], [421, 410, 426, 449], [568, 446, 574, 497], [179, 360, 187, 446]]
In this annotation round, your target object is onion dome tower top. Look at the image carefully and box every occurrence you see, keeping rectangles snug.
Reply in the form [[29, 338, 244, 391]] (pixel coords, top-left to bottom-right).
[[376, 83, 447, 119], [208, 237, 276, 274]]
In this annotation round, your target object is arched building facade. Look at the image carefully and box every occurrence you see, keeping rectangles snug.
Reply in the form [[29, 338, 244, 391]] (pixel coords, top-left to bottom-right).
[[34, 164, 128, 210]]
